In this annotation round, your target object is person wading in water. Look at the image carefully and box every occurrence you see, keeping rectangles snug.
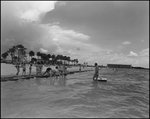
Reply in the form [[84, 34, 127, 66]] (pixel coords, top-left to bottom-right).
[[93, 63, 99, 81], [15, 62, 20, 76]]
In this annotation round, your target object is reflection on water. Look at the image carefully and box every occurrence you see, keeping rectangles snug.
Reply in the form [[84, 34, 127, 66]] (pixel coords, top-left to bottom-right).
[[1, 69, 149, 118], [34, 77, 67, 86]]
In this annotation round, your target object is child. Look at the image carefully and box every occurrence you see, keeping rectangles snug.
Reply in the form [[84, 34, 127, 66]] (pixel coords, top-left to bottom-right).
[[43, 68, 51, 76], [22, 62, 26, 76], [29, 63, 32, 75], [36, 62, 40, 75], [15, 62, 20, 76], [58, 65, 64, 77], [39, 61, 43, 75], [79, 65, 81, 72], [63, 67, 68, 77], [55, 66, 61, 79], [93, 63, 99, 81]]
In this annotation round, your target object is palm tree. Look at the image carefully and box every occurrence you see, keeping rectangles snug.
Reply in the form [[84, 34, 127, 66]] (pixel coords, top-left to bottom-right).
[[58, 55, 63, 64], [40, 53, 44, 60], [70, 59, 73, 66], [13, 56, 18, 62], [67, 56, 70, 66], [29, 51, 35, 60], [31, 57, 37, 63], [16, 45, 27, 63], [46, 54, 51, 64], [7, 46, 16, 63], [16, 44, 24, 49], [41, 53, 49, 64], [56, 55, 60, 60], [1, 52, 8, 60], [62, 56, 66, 64], [47, 54, 51, 60], [37, 52, 41, 59], [51, 54, 55, 64], [76, 59, 79, 65], [74, 59, 77, 66]]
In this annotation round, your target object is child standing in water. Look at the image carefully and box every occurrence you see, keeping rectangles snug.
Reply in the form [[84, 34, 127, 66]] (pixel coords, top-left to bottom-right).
[[22, 62, 26, 76], [40, 61, 43, 75], [15, 62, 20, 76], [79, 64, 81, 72], [55, 66, 61, 79], [29, 62, 32, 75], [36, 62, 40, 75], [93, 63, 99, 81]]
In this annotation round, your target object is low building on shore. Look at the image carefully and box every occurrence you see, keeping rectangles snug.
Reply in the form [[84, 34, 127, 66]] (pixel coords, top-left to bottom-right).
[[99, 65, 107, 68], [107, 64, 132, 68]]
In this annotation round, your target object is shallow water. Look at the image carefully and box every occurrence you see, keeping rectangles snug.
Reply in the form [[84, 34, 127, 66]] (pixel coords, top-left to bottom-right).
[[1, 68, 149, 118]]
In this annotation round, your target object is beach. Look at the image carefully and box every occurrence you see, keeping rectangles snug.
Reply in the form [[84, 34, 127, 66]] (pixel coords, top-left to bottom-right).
[[1, 1, 149, 118], [1, 63, 149, 118], [1, 63, 89, 77]]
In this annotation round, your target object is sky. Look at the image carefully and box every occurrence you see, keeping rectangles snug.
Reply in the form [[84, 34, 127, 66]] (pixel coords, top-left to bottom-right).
[[1, 1, 149, 68]]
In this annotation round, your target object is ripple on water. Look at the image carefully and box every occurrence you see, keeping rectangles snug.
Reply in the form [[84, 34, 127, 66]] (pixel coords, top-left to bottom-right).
[[1, 69, 149, 118]]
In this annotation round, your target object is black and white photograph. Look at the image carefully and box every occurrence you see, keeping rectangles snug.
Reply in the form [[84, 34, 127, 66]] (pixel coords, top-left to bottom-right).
[[1, 1, 149, 118]]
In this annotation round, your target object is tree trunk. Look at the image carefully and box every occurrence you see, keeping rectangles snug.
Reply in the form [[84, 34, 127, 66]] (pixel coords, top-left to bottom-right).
[[11, 54, 13, 63]]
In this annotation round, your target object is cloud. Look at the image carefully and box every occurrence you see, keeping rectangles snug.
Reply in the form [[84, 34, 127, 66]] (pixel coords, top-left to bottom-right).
[[80, 52, 148, 68], [122, 41, 131, 45], [55, 1, 67, 6], [1, 1, 91, 55], [1, 1, 149, 68], [117, 46, 124, 50], [128, 51, 138, 57], [76, 47, 81, 51], [39, 48, 48, 53], [139, 48, 149, 56], [1, 1, 58, 22], [50, 25, 90, 42]]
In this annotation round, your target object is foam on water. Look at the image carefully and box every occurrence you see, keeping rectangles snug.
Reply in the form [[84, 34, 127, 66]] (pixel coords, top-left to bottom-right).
[[1, 68, 149, 118]]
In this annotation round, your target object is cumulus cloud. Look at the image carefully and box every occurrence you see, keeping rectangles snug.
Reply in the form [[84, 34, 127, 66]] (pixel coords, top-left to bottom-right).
[[39, 48, 48, 53], [1, 1, 149, 68], [128, 51, 138, 57], [1, 1, 58, 22], [55, 1, 67, 6], [139, 48, 149, 56], [1, 1, 91, 55], [50, 25, 90, 42], [122, 41, 131, 45], [81, 52, 148, 68]]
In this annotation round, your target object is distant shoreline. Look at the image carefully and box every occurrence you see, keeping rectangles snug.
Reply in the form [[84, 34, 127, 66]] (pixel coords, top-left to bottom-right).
[[1, 63, 93, 77], [1, 62, 149, 70]]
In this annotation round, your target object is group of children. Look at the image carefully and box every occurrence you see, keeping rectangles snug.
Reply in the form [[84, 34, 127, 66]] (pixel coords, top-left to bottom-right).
[[15, 61, 68, 78], [43, 65, 68, 79], [15, 61, 99, 80], [15, 62, 33, 76], [35, 61, 43, 76]]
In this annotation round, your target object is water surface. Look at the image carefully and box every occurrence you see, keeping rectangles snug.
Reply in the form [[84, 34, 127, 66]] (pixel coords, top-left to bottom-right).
[[1, 68, 149, 118]]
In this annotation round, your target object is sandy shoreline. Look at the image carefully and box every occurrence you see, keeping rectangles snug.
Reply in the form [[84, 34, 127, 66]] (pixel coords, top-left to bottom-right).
[[1, 63, 94, 78]]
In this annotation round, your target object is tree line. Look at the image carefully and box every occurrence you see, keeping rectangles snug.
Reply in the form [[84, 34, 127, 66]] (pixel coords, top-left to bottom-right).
[[1, 44, 79, 66]]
